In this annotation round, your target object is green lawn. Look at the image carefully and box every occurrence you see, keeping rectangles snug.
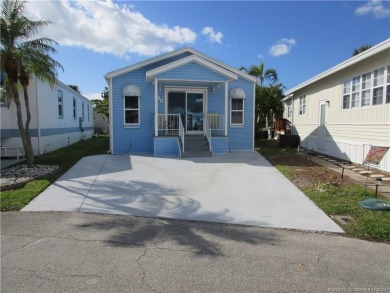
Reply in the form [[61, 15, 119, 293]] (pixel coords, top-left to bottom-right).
[[0, 135, 109, 211]]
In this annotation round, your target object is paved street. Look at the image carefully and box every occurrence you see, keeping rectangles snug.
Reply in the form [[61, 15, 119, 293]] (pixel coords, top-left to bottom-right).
[[2, 212, 389, 292]]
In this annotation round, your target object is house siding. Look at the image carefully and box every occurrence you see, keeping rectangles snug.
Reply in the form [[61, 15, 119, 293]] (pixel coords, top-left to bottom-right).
[[0, 77, 93, 155], [285, 44, 390, 172], [110, 48, 255, 156], [154, 137, 180, 156], [228, 78, 254, 151], [211, 137, 228, 154]]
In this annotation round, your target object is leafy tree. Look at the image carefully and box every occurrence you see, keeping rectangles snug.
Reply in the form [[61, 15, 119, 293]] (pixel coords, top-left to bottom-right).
[[1, 0, 63, 167], [92, 87, 109, 122], [352, 44, 372, 56], [68, 84, 81, 93]]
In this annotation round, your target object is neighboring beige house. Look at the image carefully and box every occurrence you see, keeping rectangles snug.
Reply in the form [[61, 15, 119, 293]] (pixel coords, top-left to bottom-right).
[[283, 38, 390, 172]]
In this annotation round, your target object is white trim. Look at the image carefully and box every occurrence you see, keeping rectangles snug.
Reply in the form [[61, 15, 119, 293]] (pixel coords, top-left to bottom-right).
[[285, 38, 390, 95], [105, 46, 257, 83], [146, 55, 238, 81], [225, 81, 228, 135], [252, 82, 255, 150], [230, 97, 244, 126], [123, 95, 140, 126], [164, 87, 208, 133]]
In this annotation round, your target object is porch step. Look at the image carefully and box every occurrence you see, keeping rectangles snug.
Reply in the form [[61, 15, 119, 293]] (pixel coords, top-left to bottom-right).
[[182, 135, 211, 157]]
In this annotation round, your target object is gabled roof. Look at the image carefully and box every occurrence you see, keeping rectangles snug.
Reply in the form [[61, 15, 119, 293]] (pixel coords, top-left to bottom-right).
[[284, 38, 390, 99], [145, 55, 238, 82], [104, 46, 256, 83]]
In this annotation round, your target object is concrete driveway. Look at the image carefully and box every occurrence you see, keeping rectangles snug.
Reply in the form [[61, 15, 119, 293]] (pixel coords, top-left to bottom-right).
[[22, 151, 343, 233]]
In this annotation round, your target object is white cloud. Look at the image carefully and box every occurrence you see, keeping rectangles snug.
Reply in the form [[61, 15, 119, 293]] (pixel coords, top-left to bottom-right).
[[268, 38, 296, 57], [25, 0, 197, 58], [202, 27, 223, 44], [355, 0, 390, 18]]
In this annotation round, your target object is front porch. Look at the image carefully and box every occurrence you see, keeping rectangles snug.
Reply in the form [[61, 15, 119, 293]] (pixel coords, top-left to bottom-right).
[[154, 113, 228, 157]]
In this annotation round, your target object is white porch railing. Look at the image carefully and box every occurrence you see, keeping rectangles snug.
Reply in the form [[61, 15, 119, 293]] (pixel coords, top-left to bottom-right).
[[178, 114, 185, 152], [205, 113, 225, 136], [203, 115, 213, 153], [156, 114, 180, 136]]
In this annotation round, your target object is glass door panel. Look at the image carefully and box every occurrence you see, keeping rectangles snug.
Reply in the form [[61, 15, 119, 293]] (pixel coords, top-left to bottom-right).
[[186, 93, 203, 132]]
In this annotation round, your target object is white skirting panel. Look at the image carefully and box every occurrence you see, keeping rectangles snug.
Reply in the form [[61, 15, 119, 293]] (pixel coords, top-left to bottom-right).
[[325, 139, 390, 172]]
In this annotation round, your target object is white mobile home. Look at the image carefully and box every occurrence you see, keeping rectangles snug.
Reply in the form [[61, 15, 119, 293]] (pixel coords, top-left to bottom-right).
[[1, 76, 94, 156], [283, 39, 390, 172]]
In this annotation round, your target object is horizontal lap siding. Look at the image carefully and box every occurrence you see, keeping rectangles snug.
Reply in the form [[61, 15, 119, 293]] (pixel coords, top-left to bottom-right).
[[211, 137, 228, 154], [157, 62, 227, 81], [154, 137, 179, 156], [111, 52, 194, 154], [228, 78, 254, 151]]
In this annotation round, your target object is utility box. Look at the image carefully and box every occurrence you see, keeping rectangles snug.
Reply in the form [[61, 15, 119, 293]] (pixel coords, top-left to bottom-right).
[[279, 134, 300, 148]]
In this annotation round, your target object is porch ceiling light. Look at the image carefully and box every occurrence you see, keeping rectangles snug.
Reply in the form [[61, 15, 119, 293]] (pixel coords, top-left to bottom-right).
[[122, 85, 141, 97], [230, 88, 246, 99]]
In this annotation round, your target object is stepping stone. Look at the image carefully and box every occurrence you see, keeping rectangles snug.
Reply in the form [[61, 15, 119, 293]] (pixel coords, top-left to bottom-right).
[[380, 177, 390, 181], [370, 174, 385, 178], [352, 168, 365, 171], [360, 170, 373, 175], [344, 166, 356, 169]]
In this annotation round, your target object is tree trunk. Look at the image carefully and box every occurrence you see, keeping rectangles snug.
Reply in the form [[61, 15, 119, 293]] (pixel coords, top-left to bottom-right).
[[22, 84, 34, 167], [12, 82, 34, 167]]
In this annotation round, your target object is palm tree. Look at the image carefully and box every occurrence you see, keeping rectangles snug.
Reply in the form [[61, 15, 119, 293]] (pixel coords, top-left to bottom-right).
[[352, 44, 372, 56], [242, 63, 282, 130], [1, 0, 63, 167]]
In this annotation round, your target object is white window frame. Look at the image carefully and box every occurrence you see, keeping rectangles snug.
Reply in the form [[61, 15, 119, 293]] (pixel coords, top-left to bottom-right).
[[230, 98, 244, 126], [58, 90, 63, 119], [343, 65, 390, 110], [299, 95, 307, 116], [373, 67, 384, 106], [386, 65, 390, 104], [124, 95, 140, 126], [287, 105, 292, 119]]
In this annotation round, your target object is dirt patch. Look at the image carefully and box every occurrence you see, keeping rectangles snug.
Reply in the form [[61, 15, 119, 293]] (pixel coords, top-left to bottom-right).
[[266, 155, 354, 190]]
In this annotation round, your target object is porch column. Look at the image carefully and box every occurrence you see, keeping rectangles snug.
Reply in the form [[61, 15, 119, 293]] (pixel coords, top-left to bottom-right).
[[154, 78, 158, 136], [225, 81, 228, 136]]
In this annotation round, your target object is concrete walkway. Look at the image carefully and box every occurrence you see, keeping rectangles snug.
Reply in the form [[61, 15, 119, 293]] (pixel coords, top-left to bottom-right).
[[22, 151, 343, 233]]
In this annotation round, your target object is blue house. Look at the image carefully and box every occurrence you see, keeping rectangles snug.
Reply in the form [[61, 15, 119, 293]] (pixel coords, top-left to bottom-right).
[[104, 47, 256, 157]]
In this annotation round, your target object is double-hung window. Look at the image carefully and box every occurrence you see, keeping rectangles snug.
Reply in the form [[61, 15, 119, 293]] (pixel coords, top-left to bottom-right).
[[58, 90, 63, 118], [343, 66, 389, 109], [287, 106, 292, 119], [230, 98, 244, 125], [351, 76, 360, 108], [361, 73, 371, 107], [82, 101, 85, 121], [387, 65, 390, 104], [373, 68, 384, 105], [73, 97, 77, 119], [124, 96, 140, 125], [299, 95, 307, 115]]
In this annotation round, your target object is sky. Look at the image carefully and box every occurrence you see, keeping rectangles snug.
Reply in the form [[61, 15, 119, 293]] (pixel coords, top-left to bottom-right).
[[25, 0, 390, 100]]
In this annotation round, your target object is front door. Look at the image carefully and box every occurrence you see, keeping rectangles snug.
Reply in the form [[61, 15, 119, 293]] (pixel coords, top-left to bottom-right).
[[318, 101, 327, 151], [167, 91, 204, 133]]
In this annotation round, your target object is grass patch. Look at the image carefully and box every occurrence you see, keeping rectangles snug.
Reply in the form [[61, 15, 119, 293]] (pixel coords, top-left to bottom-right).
[[0, 135, 109, 211], [304, 183, 390, 243], [1, 180, 50, 211], [257, 140, 390, 243]]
